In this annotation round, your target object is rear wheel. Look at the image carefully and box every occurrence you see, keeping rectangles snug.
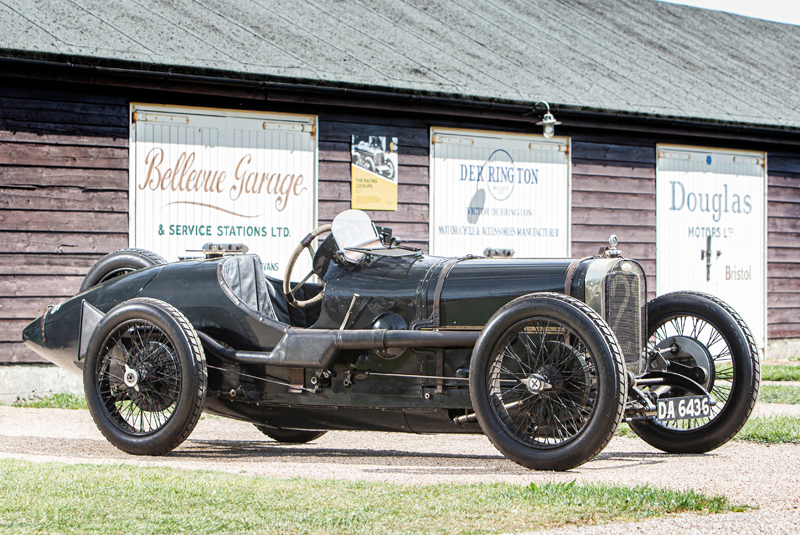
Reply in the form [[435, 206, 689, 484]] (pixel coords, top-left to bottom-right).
[[254, 425, 327, 444], [630, 292, 760, 453], [383, 160, 395, 180], [361, 156, 375, 173], [84, 298, 207, 455], [80, 248, 166, 292], [469, 293, 626, 471]]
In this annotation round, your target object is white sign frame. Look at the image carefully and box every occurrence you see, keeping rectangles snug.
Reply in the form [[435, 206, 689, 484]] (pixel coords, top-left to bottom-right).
[[655, 144, 768, 352], [129, 103, 318, 276], [429, 127, 571, 258]]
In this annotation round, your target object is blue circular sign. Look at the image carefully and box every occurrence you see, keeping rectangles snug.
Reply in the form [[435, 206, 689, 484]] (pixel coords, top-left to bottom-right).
[[481, 149, 516, 201]]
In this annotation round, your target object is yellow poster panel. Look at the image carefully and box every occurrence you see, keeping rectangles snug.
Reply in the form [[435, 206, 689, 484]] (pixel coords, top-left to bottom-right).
[[351, 165, 398, 210]]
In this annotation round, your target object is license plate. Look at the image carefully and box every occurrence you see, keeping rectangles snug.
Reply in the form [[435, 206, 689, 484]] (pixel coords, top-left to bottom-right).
[[656, 395, 712, 422]]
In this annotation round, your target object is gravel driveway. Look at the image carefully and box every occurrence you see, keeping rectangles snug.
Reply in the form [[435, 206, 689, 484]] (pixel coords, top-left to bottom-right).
[[1, 403, 798, 534]]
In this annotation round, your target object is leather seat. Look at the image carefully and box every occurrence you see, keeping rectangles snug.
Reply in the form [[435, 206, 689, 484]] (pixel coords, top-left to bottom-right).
[[221, 255, 322, 327], [220, 255, 277, 320], [265, 274, 323, 328]]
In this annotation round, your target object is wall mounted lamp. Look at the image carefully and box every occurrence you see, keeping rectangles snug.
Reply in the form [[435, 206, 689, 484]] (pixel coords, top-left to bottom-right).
[[534, 101, 561, 138]]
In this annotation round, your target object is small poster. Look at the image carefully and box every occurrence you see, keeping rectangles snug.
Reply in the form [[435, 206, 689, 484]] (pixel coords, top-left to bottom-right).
[[351, 135, 398, 211]]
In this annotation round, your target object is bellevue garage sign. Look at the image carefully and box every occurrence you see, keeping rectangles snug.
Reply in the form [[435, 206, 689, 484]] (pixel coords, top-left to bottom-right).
[[129, 104, 317, 275], [137, 148, 308, 213]]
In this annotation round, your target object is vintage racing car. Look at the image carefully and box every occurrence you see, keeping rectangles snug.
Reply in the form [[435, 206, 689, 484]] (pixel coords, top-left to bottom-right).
[[22, 210, 760, 470], [351, 136, 396, 180]]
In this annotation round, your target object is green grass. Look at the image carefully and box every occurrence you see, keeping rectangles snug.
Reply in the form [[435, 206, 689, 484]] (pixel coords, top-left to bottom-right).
[[615, 422, 637, 438], [12, 393, 87, 410], [0, 459, 741, 535], [758, 384, 800, 405], [761, 365, 800, 382], [736, 416, 800, 445], [618, 414, 800, 445]]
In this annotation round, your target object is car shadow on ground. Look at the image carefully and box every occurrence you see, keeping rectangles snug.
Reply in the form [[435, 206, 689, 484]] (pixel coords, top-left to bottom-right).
[[172, 439, 714, 472], [0, 434, 716, 476], [172, 438, 508, 464], [581, 449, 714, 470], [169, 439, 535, 475]]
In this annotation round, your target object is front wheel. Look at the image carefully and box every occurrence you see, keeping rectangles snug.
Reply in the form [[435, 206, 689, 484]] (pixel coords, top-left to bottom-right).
[[84, 298, 207, 455], [469, 293, 626, 471], [629, 292, 760, 453]]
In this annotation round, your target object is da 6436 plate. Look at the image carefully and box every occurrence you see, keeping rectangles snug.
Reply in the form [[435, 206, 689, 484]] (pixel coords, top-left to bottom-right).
[[657, 395, 711, 422]]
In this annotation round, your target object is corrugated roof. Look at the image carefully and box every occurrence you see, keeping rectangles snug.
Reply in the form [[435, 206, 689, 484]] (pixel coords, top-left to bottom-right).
[[1, 0, 799, 129]]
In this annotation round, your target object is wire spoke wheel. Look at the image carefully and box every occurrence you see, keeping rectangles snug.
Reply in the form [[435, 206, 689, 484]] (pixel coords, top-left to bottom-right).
[[84, 298, 206, 456], [488, 319, 598, 448], [646, 314, 732, 431], [97, 320, 182, 435], [629, 292, 759, 454], [470, 293, 625, 471]]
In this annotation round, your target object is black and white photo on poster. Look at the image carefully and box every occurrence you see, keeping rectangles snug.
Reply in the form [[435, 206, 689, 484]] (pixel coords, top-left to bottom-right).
[[351, 135, 398, 182]]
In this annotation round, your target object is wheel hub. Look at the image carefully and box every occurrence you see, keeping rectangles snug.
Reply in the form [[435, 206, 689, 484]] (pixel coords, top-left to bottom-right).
[[521, 373, 553, 394], [656, 336, 715, 389], [123, 364, 139, 389]]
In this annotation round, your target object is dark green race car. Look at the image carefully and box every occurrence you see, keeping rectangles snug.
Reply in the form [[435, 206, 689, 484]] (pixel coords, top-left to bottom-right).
[[23, 210, 760, 470]]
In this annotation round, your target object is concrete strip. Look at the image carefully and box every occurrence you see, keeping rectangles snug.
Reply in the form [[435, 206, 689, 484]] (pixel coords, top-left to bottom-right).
[[0, 364, 82, 405], [524, 509, 800, 535], [752, 402, 800, 418]]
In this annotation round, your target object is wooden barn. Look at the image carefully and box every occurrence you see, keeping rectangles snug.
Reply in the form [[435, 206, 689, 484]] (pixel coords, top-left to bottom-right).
[[0, 0, 798, 394]]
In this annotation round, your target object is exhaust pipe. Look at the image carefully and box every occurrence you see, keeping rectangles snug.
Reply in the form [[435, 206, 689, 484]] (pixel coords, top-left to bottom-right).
[[199, 328, 481, 369]]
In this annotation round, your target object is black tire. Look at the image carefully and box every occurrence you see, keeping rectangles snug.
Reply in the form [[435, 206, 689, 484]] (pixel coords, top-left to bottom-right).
[[361, 156, 375, 173], [254, 425, 327, 444], [469, 293, 626, 471], [80, 248, 166, 292], [383, 160, 395, 180], [629, 292, 760, 453], [84, 298, 207, 455]]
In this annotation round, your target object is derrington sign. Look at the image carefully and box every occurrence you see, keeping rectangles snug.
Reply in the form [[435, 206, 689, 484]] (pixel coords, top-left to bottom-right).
[[129, 105, 317, 275], [430, 129, 570, 257]]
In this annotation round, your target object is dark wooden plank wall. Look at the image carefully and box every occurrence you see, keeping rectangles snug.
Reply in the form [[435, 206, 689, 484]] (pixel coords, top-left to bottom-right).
[[1, 88, 797, 366], [0, 88, 129, 363], [571, 134, 800, 340], [0, 100, 435, 364], [317, 113, 430, 250], [570, 137, 657, 300], [766, 153, 800, 339]]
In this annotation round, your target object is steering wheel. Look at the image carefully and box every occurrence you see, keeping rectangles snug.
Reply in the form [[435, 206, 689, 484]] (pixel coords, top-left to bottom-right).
[[283, 224, 332, 308]]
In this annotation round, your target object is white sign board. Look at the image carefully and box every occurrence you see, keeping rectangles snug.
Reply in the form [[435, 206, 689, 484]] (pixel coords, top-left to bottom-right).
[[656, 145, 767, 351], [129, 104, 317, 277], [429, 129, 570, 257]]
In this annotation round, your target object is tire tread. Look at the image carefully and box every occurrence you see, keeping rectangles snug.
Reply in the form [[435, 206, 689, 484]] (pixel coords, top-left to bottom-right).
[[631, 291, 759, 453], [130, 298, 207, 455], [85, 297, 206, 456], [80, 248, 167, 292], [471, 292, 627, 470], [528, 293, 627, 466]]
